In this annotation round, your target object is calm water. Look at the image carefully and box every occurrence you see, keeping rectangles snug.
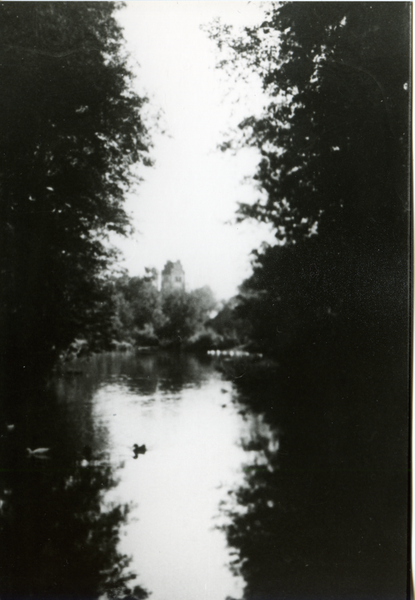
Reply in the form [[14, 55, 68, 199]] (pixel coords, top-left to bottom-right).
[[82, 352, 247, 600], [0, 349, 409, 600], [0, 352, 256, 600]]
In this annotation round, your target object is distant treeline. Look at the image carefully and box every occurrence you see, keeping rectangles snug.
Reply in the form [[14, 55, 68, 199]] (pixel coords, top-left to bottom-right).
[[104, 269, 248, 353]]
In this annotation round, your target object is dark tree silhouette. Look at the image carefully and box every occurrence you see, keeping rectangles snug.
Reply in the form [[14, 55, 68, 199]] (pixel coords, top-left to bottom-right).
[[208, 2, 410, 355], [0, 2, 152, 380], [210, 2, 409, 244]]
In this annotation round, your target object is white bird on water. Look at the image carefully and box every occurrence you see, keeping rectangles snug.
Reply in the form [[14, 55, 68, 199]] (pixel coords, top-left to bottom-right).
[[26, 447, 50, 457]]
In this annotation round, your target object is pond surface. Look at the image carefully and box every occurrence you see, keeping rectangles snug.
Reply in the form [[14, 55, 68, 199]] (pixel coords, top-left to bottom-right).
[[81, 352, 247, 600], [0, 349, 409, 600], [0, 352, 254, 600]]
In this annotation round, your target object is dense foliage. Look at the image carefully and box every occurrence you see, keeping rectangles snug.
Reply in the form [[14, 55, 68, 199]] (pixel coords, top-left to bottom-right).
[[110, 273, 220, 350], [0, 2, 152, 379], [209, 2, 410, 355]]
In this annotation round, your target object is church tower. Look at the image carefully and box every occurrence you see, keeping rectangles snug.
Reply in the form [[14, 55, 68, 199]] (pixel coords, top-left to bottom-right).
[[161, 261, 185, 295]]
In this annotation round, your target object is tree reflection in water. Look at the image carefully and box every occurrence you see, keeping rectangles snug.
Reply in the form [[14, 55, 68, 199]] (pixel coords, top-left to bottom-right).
[[220, 415, 293, 600], [0, 383, 149, 600], [218, 338, 409, 600]]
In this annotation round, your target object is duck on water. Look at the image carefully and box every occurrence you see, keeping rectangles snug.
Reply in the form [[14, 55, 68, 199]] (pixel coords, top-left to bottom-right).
[[133, 444, 146, 459]]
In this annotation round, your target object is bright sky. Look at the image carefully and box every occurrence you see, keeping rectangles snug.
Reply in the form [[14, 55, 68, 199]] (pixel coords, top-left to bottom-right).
[[114, 1, 275, 300]]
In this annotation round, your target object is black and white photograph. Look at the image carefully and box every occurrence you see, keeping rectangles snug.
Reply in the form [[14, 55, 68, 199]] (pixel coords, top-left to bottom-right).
[[0, 2, 412, 600]]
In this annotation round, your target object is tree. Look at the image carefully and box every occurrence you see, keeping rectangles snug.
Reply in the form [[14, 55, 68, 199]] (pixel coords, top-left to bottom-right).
[[207, 298, 251, 349], [157, 286, 216, 346], [208, 3, 410, 353], [210, 3, 409, 244], [0, 2, 152, 379], [112, 270, 163, 345], [188, 286, 216, 325], [110, 276, 218, 349]]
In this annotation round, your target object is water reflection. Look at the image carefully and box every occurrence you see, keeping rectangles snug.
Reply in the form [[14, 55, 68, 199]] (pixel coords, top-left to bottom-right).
[[0, 382, 148, 600], [3, 349, 405, 600], [1, 351, 248, 600], [69, 351, 216, 397], [82, 352, 246, 600], [219, 349, 409, 600]]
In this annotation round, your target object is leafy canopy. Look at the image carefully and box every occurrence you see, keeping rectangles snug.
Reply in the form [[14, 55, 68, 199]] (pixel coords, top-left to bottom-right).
[[208, 3, 409, 246], [207, 2, 410, 355], [0, 2, 152, 374]]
